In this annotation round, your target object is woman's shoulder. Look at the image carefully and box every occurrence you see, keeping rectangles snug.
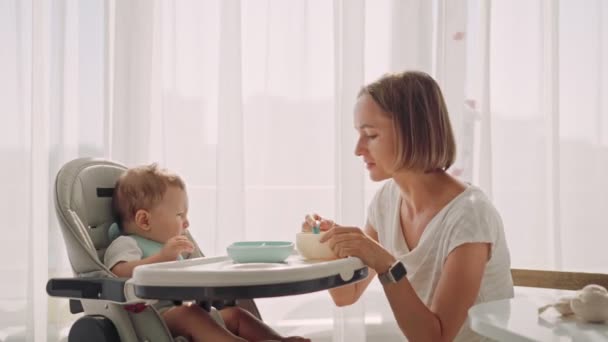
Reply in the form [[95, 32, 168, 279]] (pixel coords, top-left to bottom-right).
[[443, 185, 503, 230], [451, 185, 497, 214], [436, 185, 506, 254]]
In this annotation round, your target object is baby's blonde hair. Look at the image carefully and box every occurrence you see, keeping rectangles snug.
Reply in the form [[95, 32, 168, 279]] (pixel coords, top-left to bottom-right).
[[112, 163, 185, 226]]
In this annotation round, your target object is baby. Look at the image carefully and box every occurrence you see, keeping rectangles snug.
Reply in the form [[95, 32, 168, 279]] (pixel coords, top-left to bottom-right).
[[104, 164, 309, 342]]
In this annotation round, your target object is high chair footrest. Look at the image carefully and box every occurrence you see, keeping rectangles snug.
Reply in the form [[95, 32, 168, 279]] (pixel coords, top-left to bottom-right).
[[47, 277, 129, 302]]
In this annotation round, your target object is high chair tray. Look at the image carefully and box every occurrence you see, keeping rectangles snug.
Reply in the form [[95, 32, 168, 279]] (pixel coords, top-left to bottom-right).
[[132, 255, 368, 300]]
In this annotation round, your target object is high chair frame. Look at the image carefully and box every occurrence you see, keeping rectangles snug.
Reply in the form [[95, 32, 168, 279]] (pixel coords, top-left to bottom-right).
[[46, 158, 260, 341]]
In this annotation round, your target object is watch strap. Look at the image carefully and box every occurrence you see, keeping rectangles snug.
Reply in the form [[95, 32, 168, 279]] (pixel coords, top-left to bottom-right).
[[378, 260, 407, 285]]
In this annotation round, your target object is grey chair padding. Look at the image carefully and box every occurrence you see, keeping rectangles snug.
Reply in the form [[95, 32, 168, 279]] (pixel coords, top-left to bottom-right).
[[55, 158, 126, 275]]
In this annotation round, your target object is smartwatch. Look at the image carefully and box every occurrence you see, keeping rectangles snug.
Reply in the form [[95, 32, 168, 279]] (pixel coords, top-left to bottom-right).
[[378, 260, 407, 285]]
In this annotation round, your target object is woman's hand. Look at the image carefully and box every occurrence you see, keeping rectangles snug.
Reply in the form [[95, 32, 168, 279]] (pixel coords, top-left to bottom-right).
[[301, 213, 335, 232], [319, 225, 396, 273]]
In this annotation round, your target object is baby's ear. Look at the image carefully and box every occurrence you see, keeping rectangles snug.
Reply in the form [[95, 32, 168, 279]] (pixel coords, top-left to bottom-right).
[[134, 209, 151, 231]]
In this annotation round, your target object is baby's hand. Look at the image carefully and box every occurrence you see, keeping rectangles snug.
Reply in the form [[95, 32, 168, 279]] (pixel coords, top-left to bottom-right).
[[301, 213, 335, 232], [160, 235, 194, 261]]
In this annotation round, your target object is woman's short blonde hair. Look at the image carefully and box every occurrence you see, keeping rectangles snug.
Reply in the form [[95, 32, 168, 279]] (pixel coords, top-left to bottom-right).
[[112, 163, 185, 226], [359, 71, 456, 172]]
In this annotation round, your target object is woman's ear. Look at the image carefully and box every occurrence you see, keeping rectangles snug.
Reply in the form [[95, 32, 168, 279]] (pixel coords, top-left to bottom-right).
[[134, 209, 151, 231]]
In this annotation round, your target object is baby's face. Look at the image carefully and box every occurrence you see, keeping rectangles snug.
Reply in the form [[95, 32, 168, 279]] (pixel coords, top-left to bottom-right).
[[147, 186, 190, 243]]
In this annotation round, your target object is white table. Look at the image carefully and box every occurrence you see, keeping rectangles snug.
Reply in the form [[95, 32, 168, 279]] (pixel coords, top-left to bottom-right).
[[469, 288, 608, 341]]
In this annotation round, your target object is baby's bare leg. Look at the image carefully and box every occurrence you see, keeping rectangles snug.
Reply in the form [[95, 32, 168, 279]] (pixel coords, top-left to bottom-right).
[[163, 305, 246, 342], [220, 307, 310, 342]]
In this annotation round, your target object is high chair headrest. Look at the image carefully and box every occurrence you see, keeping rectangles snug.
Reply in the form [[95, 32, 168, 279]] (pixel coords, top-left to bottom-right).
[[54, 158, 126, 276]]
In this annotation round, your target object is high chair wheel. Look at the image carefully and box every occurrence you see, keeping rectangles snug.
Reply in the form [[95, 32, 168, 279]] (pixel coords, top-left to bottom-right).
[[69, 315, 120, 342]]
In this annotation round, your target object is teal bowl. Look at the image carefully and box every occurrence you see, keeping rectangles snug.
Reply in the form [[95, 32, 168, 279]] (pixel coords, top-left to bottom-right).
[[227, 241, 294, 263]]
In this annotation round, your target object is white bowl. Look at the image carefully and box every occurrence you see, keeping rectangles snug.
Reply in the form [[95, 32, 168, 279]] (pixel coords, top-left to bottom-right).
[[296, 232, 337, 260]]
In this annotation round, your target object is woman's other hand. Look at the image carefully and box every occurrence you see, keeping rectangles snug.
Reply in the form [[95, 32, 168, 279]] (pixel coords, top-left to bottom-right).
[[301, 213, 335, 232], [319, 225, 395, 273]]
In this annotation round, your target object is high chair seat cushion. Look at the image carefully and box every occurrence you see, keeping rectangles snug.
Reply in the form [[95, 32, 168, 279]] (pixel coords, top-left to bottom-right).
[[49, 157, 262, 342], [55, 159, 127, 274]]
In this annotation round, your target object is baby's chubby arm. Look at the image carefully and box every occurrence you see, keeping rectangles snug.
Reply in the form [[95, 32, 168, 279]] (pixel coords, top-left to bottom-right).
[[111, 236, 194, 278], [111, 254, 166, 278]]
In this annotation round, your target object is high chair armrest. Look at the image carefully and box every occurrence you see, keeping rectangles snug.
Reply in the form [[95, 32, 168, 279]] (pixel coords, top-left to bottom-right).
[[47, 277, 129, 303]]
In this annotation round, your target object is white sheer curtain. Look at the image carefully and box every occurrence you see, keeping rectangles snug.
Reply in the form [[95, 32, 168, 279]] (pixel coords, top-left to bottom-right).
[[1, 0, 607, 341], [483, 0, 608, 271]]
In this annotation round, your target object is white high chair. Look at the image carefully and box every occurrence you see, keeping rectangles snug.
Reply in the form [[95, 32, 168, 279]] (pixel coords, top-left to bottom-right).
[[46, 158, 260, 341]]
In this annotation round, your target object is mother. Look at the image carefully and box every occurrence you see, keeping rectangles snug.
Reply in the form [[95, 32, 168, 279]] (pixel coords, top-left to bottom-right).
[[303, 71, 513, 341]]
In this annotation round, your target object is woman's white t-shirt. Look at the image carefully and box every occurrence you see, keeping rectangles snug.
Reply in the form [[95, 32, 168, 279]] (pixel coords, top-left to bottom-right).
[[367, 180, 514, 342]]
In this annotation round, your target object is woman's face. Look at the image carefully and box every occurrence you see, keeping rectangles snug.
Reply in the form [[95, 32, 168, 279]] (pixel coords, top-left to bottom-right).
[[353, 93, 398, 181]]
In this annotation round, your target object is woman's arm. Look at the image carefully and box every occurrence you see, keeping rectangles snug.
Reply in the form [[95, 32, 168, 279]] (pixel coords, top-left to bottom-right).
[[325, 225, 490, 341], [327, 224, 379, 306], [382, 242, 490, 341]]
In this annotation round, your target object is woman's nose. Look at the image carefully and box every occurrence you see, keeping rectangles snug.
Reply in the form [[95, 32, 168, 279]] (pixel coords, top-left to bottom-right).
[[354, 138, 364, 156], [183, 219, 189, 229]]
